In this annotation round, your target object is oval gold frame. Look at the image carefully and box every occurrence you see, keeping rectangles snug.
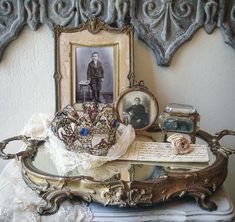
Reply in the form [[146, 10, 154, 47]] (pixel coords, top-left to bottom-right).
[[115, 87, 159, 131]]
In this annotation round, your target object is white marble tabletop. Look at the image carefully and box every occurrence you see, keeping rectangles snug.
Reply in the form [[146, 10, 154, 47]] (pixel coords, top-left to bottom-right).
[[90, 189, 235, 222]]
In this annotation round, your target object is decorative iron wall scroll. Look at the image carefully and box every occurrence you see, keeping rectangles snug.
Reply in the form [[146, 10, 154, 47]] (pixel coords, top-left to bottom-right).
[[131, 0, 204, 66], [0, 0, 234, 66], [218, 0, 235, 50]]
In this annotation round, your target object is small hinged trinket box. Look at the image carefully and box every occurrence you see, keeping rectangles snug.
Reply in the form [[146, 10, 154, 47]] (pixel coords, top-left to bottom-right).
[[158, 103, 200, 143]]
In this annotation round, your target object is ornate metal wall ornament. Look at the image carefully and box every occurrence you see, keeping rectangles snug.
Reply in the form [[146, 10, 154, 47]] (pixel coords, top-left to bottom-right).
[[40, 0, 85, 29], [204, 0, 219, 34], [0, 0, 234, 65], [218, 0, 235, 49], [0, 0, 24, 60], [39, 0, 130, 30], [25, 0, 41, 31], [131, 0, 204, 66], [104, 0, 130, 27]]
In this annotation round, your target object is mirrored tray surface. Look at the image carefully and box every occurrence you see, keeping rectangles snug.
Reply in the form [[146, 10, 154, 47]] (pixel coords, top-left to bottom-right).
[[1, 129, 234, 215]]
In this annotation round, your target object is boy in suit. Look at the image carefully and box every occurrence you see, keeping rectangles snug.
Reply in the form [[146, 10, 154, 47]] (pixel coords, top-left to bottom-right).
[[87, 52, 104, 102]]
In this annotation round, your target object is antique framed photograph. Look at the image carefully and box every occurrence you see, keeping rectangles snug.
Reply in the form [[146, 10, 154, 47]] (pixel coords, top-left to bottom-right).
[[74, 45, 116, 104], [54, 17, 134, 111], [115, 87, 159, 131]]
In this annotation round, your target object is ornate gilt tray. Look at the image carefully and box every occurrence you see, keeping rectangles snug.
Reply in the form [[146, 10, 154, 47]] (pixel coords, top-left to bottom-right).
[[0, 129, 234, 215]]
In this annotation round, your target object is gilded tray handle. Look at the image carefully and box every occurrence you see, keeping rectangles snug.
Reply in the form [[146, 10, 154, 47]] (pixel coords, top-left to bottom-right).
[[212, 130, 235, 156], [0, 135, 44, 160]]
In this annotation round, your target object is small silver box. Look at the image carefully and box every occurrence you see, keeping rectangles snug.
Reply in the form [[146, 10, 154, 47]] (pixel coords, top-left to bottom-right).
[[159, 103, 200, 143]]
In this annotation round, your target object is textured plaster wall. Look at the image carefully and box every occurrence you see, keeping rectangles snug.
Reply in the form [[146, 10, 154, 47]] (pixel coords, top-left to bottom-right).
[[0, 26, 234, 202], [0, 26, 54, 168]]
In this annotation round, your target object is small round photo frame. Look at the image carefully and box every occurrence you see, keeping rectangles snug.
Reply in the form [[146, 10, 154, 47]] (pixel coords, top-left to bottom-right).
[[115, 87, 159, 131]]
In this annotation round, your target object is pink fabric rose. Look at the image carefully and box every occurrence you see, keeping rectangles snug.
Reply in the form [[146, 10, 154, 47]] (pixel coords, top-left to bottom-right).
[[167, 134, 193, 155]]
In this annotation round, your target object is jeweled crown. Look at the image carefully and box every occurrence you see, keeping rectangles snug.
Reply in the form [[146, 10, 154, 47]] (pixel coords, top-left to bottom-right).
[[51, 103, 120, 156]]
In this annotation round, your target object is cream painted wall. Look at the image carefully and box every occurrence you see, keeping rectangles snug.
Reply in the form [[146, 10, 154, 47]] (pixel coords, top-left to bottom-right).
[[0, 26, 234, 202], [0, 26, 54, 168]]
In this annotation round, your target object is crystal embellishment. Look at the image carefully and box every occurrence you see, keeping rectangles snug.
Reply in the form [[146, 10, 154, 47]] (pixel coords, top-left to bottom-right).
[[79, 128, 89, 137], [112, 120, 120, 128]]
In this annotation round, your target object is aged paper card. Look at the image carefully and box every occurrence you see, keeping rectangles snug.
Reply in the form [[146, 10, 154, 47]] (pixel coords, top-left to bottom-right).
[[120, 141, 209, 163]]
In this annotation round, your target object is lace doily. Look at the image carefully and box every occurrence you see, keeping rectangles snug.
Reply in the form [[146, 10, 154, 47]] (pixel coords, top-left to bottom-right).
[[0, 114, 96, 221], [0, 113, 136, 221], [0, 160, 93, 222], [21, 114, 136, 180]]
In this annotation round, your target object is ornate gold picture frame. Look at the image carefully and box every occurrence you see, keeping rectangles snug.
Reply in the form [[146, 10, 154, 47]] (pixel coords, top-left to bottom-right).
[[115, 87, 159, 131], [54, 17, 134, 111]]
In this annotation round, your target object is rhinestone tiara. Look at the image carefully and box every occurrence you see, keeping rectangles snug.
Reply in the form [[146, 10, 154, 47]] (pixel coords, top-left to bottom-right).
[[51, 103, 120, 156]]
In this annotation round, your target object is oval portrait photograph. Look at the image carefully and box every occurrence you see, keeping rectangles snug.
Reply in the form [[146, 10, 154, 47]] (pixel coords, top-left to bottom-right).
[[115, 87, 159, 131]]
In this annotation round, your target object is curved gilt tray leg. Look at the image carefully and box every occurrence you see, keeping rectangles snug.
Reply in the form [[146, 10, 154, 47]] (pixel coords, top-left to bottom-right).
[[187, 187, 217, 211], [38, 190, 71, 215], [196, 195, 217, 211]]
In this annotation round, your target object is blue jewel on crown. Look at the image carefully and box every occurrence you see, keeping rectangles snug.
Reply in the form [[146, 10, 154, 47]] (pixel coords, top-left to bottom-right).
[[51, 103, 119, 156], [79, 128, 89, 137]]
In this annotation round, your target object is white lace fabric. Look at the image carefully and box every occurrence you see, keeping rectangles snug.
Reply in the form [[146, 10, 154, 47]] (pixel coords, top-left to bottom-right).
[[0, 113, 136, 221], [0, 160, 92, 222], [47, 125, 135, 179], [22, 113, 136, 180]]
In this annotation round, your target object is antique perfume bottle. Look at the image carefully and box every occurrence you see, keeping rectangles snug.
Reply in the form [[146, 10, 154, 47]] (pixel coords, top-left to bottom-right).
[[158, 103, 200, 143]]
